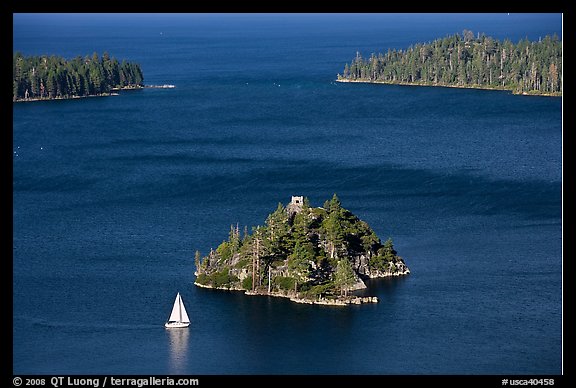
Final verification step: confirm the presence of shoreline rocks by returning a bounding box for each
[196,282,380,306]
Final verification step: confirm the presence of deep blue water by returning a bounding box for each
[13,14,562,374]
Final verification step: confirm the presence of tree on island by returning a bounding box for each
[334,258,356,297]
[321,193,345,261]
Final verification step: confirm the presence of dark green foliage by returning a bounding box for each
[323,193,341,213]
[211,270,239,288]
[382,238,397,257]
[338,32,562,95]
[301,283,336,299]
[196,273,210,285]
[287,252,312,283]
[13,52,144,101]
[369,238,399,271]
[263,203,291,261]
[287,208,315,281]
[242,277,253,290]
[273,276,297,291]
[233,258,250,269]
[216,241,232,262]
[359,226,379,252]
[334,258,356,296]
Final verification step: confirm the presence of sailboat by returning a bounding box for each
[165,292,190,328]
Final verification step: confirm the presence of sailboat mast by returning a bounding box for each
[178,293,182,322]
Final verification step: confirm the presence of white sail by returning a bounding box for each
[179,295,190,323]
[168,293,183,322]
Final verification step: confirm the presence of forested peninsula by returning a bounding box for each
[194,195,410,306]
[13,52,144,102]
[337,31,561,96]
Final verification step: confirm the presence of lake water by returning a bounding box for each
[12,13,562,374]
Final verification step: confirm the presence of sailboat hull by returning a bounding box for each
[165,321,190,328]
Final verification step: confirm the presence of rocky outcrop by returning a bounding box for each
[351,254,411,278]
[194,281,244,291]
[291,296,378,306]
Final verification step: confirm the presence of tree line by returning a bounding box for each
[13,52,144,101]
[338,31,561,95]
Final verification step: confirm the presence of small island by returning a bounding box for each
[194,195,410,306]
[337,30,561,96]
[13,52,144,102]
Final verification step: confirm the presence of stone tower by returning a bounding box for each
[286,196,304,215]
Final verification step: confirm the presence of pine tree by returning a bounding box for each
[228,224,241,255]
[321,194,345,261]
[335,258,356,296]
[263,203,290,261]
[194,250,202,272]
[288,210,315,283]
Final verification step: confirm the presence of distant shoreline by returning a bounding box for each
[13,85,145,103]
[13,84,178,103]
[14,92,125,103]
[335,78,562,97]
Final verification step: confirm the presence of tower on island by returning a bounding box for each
[286,195,304,216]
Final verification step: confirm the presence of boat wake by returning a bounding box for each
[145,84,176,89]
